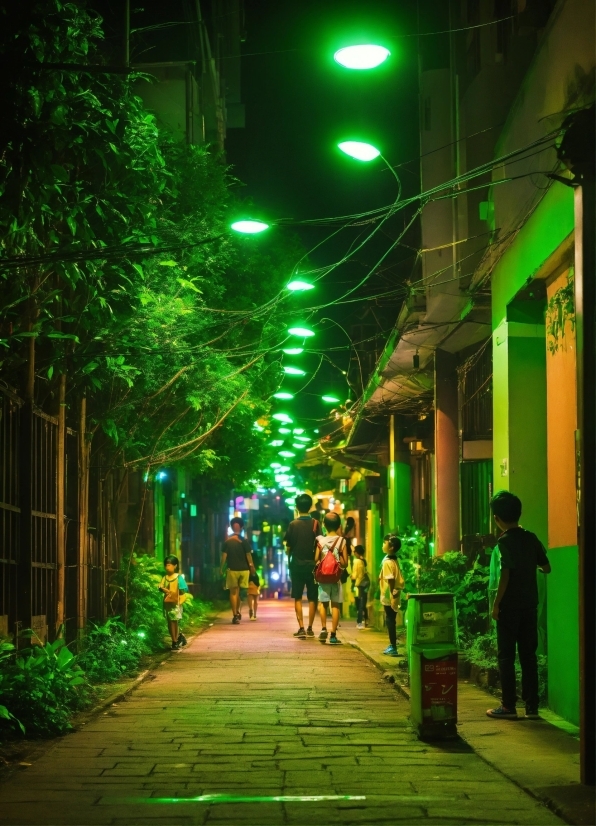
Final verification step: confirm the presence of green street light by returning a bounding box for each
[322,395,341,403]
[295,436,310,442]
[231,219,269,234]
[287,280,314,291]
[288,326,315,338]
[270,440,284,447]
[338,141,381,162]
[279,427,291,434]
[272,413,293,423]
[334,44,390,70]
[282,347,304,355]
[291,443,305,450]
[293,428,305,435]
[273,391,294,400]
[283,366,306,376]
[278,465,291,472]
[279,450,296,458]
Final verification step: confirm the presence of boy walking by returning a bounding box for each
[379,534,404,657]
[220,517,255,624]
[487,491,551,719]
[284,493,320,638]
[315,512,349,645]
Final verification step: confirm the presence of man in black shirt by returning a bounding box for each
[220,517,255,624]
[284,493,319,638]
[487,491,551,720]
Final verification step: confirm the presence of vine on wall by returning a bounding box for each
[546,269,575,354]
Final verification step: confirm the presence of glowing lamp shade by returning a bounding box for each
[293,428,304,435]
[288,326,315,338]
[338,141,380,162]
[270,462,282,468]
[322,395,341,403]
[270,440,284,447]
[272,413,293,423]
[287,280,314,291]
[283,366,306,376]
[279,450,296,458]
[292,443,305,450]
[278,465,291,472]
[295,435,310,442]
[278,427,291,434]
[230,219,269,234]
[283,347,304,355]
[334,44,390,70]
[273,391,294,400]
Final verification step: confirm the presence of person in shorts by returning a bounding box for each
[284,493,320,638]
[158,555,189,651]
[315,512,349,645]
[248,570,261,621]
[220,517,255,624]
[379,535,404,657]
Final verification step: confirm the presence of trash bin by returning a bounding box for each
[406,592,458,739]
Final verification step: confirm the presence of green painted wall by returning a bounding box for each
[388,461,412,534]
[491,183,574,328]
[547,545,580,725]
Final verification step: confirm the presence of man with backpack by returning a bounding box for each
[284,493,320,638]
[314,512,349,644]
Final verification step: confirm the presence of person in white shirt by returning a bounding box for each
[379,534,404,657]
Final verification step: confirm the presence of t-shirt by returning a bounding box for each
[498,527,549,610]
[379,554,403,606]
[316,534,346,560]
[159,573,188,597]
[284,516,319,568]
[221,535,253,571]
[352,557,366,587]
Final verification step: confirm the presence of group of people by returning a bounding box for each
[158,488,550,721]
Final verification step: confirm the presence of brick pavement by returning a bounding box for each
[0,600,564,825]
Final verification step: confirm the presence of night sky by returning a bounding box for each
[225,0,424,431]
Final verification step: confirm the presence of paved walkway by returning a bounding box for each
[0,600,563,825]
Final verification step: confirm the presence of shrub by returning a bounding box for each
[78,618,148,683]
[0,638,88,737]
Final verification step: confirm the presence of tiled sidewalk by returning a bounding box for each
[0,600,564,825]
[338,617,594,826]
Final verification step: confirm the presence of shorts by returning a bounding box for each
[165,604,183,621]
[318,581,343,604]
[226,569,250,590]
[290,566,318,602]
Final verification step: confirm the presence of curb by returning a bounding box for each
[343,637,410,701]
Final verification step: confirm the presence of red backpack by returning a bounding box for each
[314,537,344,584]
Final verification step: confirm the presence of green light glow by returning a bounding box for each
[126,794,367,805]
[291,443,305,450]
[230,219,269,234]
[334,44,390,70]
[295,436,310,442]
[278,465,291,472]
[136,631,146,638]
[322,395,341,403]
[288,326,315,338]
[272,413,293,423]
[287,280,314,291]
[279,427,291,434]
[253,422,265,431]
[283,347,304,355]
[283,366,306,376]
[338,141,381,162]
[270,440,284,447]
[279,450,296,458]
[273,391,294,400]
[293,428,305,435]
[270,462,282,468]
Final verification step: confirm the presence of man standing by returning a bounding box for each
[285,493,319,638]
[220,517,255,624]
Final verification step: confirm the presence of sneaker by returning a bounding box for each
[232,615,240,625]
[329,635,342,645]
[294,627,306,638]
[384,645,398,657]
[356,623,365,630]
[171,641,180,651]
[486,706,518,719]
[319,629,328,641]
[306,627,315,637]
[177,633,187,647]
[235,612,242,621]
[250,616,257,621]
[525,709,540,720]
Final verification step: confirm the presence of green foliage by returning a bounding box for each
[78,618,147,683]
[396,527,428,597]
[546,271,575,354]
[0,638,88,737]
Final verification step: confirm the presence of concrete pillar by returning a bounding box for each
[388,415,412,535]
[492,319,548,541]
[434,349,460,554]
